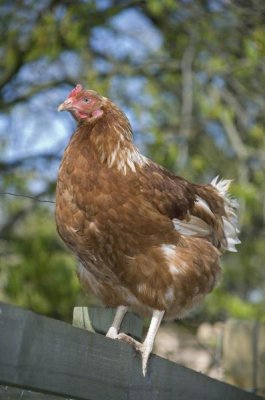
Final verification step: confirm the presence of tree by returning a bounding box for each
[0,0,264,321]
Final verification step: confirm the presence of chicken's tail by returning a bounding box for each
[174,176,240,252]
[210,176,241,252]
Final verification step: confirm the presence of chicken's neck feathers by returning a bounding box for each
[76,103,149,175]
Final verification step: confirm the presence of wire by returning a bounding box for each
[0,192,55,204]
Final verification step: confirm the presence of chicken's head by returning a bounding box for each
[58,84,104,123]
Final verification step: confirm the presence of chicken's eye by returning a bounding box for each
[83,97,90,103]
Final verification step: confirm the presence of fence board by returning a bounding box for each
[0,385,65,400]
[0,302,263,400]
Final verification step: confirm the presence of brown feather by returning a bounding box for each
[56,89,239,320]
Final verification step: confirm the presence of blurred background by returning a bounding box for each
[0,0,264,393]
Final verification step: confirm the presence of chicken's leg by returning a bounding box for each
[117,309,165,376]
[106,305,128,339]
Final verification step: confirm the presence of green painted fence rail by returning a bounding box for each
[0,302,263,400]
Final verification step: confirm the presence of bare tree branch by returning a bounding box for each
[180,45,194,138]
[221,88,249,130]
[219,110,248,161]
[0,0,61,91]
[0,79,76,110]
[0,152,61,172]
[177,45,194,169]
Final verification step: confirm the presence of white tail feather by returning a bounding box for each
[174,176,240,253]
[196,196,215,218]
[173,176,241,252]
[173,216,212,237]
[211,176,240,252]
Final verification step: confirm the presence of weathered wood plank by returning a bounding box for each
[0,303,263,400]
[0,385,65,400]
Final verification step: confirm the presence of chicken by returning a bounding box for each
[56,84,240,375]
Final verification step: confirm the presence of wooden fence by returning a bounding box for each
[0,302,263,400]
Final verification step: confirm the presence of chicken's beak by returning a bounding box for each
[58,99,72,112]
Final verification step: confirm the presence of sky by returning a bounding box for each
[1,8,162,165]
[0,6,166,200]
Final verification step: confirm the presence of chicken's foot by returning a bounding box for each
[106,305,128,339]
[117,309,165,376]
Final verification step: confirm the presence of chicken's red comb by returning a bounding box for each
[67,84,83,98]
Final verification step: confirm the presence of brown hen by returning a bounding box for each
[56,84,240,375]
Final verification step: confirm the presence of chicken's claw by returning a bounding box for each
[117,333,151,376]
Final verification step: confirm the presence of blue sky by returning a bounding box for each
[0,7,165,198]
[1,8,162,163]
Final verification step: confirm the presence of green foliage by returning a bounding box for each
[0,0,265,322]
[0,205,83,321]
[204,288,264,321]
